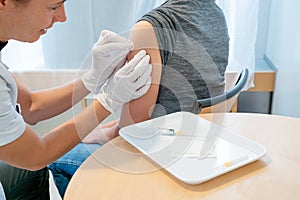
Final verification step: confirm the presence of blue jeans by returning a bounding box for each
[48,143,101,198]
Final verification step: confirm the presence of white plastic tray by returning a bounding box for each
[119,112,267,185]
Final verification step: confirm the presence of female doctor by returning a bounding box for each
[0,0,152,199]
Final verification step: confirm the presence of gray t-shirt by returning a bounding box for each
[140,0,229,117]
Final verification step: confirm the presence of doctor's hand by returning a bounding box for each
[82,120,119,145]
[82,30,133,94]
[97,50,152,113]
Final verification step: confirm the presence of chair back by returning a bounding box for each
[196,68,249,113]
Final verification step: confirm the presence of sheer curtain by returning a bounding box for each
[40,0,164,69]
[2,0,258,88]
[2,0,164,70]
[216,0,259,89]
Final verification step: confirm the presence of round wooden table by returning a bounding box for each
[65,113,300,200]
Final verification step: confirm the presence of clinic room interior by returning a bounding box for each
[1,0,299,199]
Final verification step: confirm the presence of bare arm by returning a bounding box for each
[14,74,90,125]
[119,21,162,127]
[82,21,162,144]
[0,99,110,170]
[82,120,119,144]
[0,49,151,169]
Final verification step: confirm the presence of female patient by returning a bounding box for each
[49,0,229,197]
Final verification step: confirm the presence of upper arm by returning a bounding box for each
[0,99,110,170]
[119,20,162,128]
[0,125,47,170]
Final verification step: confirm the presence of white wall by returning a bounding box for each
[266,0,300,118]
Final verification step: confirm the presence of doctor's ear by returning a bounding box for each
[0,0,6,8]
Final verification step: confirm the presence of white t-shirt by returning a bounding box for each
[0,63,25,199]
[0,182,5,200]
[0,62,25,146]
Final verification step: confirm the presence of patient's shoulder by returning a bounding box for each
[132,20,154,30]
[129,20,161,64]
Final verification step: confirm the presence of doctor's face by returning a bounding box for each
[3,0,67,42]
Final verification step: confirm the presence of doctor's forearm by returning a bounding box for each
[0,100,109,170]
[40,101,109,161]
[26,79,89,124]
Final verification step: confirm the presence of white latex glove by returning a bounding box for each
[82,30,133,93]
[97,50,152,113]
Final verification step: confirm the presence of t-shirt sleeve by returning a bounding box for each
[0,78,25,146]
[140,8,176,66]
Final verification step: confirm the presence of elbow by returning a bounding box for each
[21,100,43,125]
[24,118,39,125]
[26,120,38,126]
[22,112,40,125]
